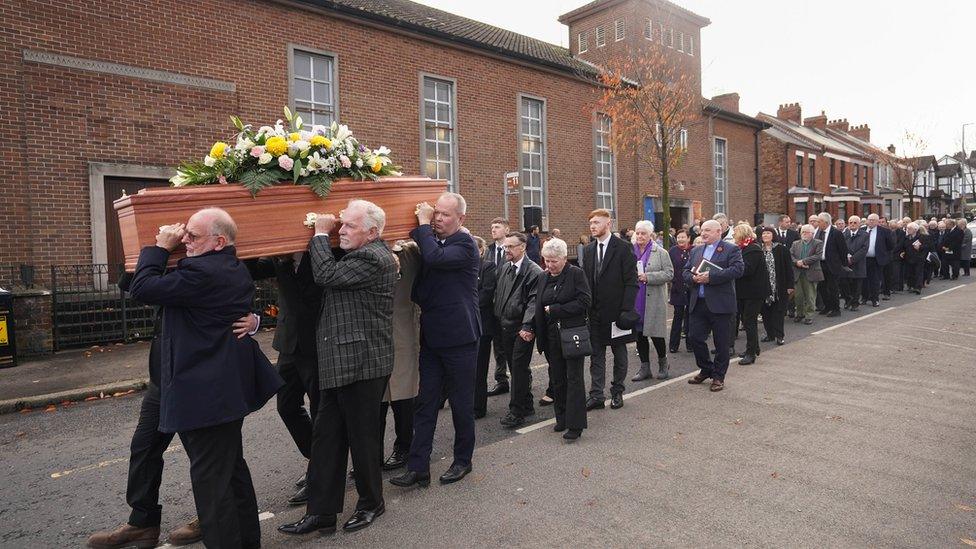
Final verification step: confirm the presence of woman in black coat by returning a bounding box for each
[667,230,693,353]
[733,224,770,365]
[533,238,591,441]
[758,227,794,346]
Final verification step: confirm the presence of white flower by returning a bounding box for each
[312,124,327,136]
[374,146,391,156]
[303,212,317,228]
[334,124,352,142]
[170,172,189,187]
[295,140,310,152]
[300,130,312,141]
[257,126,274,137]
[204,155,216,167]
[258,152,273,165]
[355,158,364,168]
[235,136,255,151]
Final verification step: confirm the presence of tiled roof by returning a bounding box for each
[756,113,868,160]
[935,163,961,178]
[559,0,710,26]
[907,155,937,170]
[293,0,600,77]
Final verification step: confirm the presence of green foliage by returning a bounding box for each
[240,168,287,196]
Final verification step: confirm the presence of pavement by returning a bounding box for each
[0,277,974,548]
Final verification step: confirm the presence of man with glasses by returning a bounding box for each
[123,207,282,548]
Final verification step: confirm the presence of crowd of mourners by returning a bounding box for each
[87,195,972,548]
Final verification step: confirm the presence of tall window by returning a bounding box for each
[595,26,606,47]
[796,155,804,187]
[290,47,336,126]
[520,97,546,221]
[614,20,625,41]
[795,201,808,222]
[578,32,588,53]
[809,157,816,187]
[667,28,675,48]
[422,76,457,191]
[643,18,653,40]
[838,201,847,221]
[679,128,688,150]
[688,35,695,56]
[830,158,836,185]
[595,114,615,216]
[678,32,685,52]
[854,164,860,189]
[714,138,727,214]
[840,160,847,186]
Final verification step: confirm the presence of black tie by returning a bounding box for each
[595,242,605,283]
[508,263,517,278]
[496,247,502,266]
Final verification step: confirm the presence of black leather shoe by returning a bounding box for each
[871,300,879,307]
[500,413,526,429]
[553,422,566,432]
[295,472,307,488]
[538,395,554,407]
[287,485,308,506]
[803,318,814,325]
[826,310,841,317]
[278,514,337,535]
[610,394,624,409]
[669,346,679,353]
[563,429,581,441]
[739,354,756,365]
[474,410,486,419]
[439,463,472,484]
[585,397,605,411]
[775,337,784,346]
[382,451,407,471]
[487,383,509,396]
[849,304,859,311]
[389,470,430,488]
[342,503,384,532]
[760,335,775,342]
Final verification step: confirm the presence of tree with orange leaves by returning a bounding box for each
[593,44,697,246]
[879,131,928,218]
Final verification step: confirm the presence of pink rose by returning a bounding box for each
[250,146,265,158]
[340,155,352,169]
[218,175,228,185]
[278,156,294,171]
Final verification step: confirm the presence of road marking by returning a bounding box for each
[259,511,275,521]
[50,444,183,479]
[809,307,896,335]
[516,358,739,435]
[921,285,964,300]
[899,334,976,352]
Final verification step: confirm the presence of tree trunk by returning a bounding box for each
[661,165,671,248]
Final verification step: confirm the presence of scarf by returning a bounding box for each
[763,244,778,303]
[737,237,755,250]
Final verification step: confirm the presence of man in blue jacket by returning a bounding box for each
[390,192,481,488]
[129,207,282,549]
[684,220,745,392]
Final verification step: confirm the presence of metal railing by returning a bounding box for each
[48,264,278,351]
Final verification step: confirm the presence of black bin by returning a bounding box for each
[0,288,15,368]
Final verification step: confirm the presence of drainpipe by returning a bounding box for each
[754,128,761,224]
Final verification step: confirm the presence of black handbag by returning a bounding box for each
[557,320,592,358]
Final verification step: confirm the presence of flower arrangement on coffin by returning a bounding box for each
[169,107,402,198]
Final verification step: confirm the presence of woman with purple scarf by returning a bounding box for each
[631,220,674,382]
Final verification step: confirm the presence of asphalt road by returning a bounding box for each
[1,277,973,548]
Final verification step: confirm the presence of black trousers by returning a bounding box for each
[904,262,924,290]
[842,278,863,306]
[307,376,388,516]
[490,317,509,384]
[179,419,260,549]
[473,334,493,417]
[963,258,971,276]
[948,257,960,279]
[761,298,786,340]
[669,302,689,350]
[126,382,175,528]
[886,259,903,292]
[544,329,586,431]
[635,333,666,362]
[864,258,883,301]
[688,301,733,381]
[381,398,414,455]
[276,352,319,460]
[819,268,841,312]
[500,325,535,418]
[737,298,762,355]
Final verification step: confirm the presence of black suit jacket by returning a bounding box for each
[477,257,497,337]
[865,225,894,266]
[484,242,506,274]
[943,227,964,256]
[410,225,481,349]
[776,228,800,249]
[493,258,544,330]
[248,254,322,358]
[817,226,850,277]
[532,264,591,354]
[582,235,638,340]
[130,246,283,433]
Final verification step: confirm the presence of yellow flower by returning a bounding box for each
[265,136,288,156]
[289,132,301,142]
[371,158,383,173]
[310,135,332,149]
[209,141,228,158]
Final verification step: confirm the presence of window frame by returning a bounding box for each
[518,94,549,222]
[796,155,804,187]
[614,20,625,41]
[688,35,694,56]
[593,113,617,217]
[643,18,653,40]
[578,31,588,53]
[419,73,459,192]
[678,31,685,52]
[595,26,606,47]
[287,44,339,127]
[713,137,728,214]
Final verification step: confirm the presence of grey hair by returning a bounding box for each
[197,207,237,244]
[701,219,721,231]
[712,212,729,223]
[818,212,833,224]
[634,220,655,234]
[848,215,861,224]
[958,218,968,227]
[906,222,918,231]
[867,213,879,221]
[800,223,815,234]
[439,192,467,215]
[541,237,568,258]
[344,199,386,235]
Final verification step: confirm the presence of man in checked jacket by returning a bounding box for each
[278,199,398,536]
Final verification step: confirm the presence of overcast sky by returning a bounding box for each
[414,0,975,158]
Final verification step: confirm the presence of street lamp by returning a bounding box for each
[963,122,976,205]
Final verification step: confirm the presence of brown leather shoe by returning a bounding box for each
[709,380,725,392]
[167,518,203,546]
[87,524,159,549]
[687,373,710,385]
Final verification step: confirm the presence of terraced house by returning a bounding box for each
[0,0,764,355]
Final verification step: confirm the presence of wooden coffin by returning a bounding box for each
[114,176,447,271]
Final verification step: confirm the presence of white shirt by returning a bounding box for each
[509,256,525,275]
[821,227,830,260]
[867,227,877,257]
[595,233,612,263]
